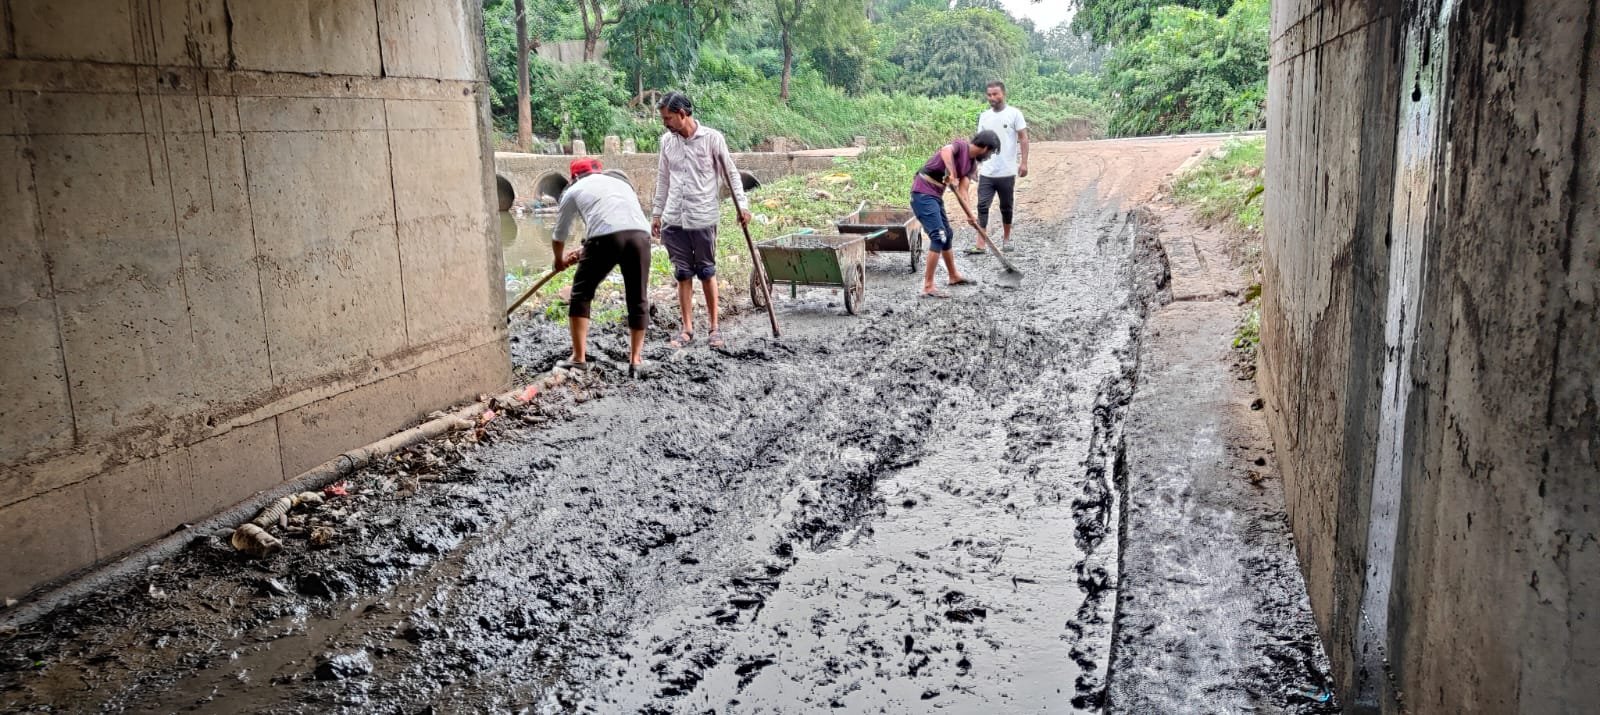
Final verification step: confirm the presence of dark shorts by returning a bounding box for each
[977,175,1016,228]
[910,191,953,252]
[568,229,651,330]
[661,225,717,282]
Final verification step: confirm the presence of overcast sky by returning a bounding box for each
[998,0,1074,30]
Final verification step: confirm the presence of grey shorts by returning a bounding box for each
[662,225,717,281]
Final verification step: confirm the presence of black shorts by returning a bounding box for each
[977,175,1016,229]
[568,229,651,330]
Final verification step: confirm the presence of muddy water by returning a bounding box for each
[0,139,1220,713]
[501,212,557,280]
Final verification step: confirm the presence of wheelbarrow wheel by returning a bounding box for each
[750,270,769,308]
[909,227,924,273]
[843,263,866,315]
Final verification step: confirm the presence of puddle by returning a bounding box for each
[501,211,558,302]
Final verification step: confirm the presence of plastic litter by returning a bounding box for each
[230,523,282,558]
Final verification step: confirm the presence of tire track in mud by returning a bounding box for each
[1,140,1207,713]
[572,196,1168,713]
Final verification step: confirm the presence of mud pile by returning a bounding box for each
[4,184,1171,713]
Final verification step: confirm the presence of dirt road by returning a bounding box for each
[2,138,1247,713]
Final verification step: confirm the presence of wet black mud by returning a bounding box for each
[5,187,1169,713]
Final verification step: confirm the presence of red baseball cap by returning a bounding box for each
[569,157,603,180]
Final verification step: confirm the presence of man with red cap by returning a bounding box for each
[551,157,656,378]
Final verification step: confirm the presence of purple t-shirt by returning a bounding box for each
[911,140,976,197]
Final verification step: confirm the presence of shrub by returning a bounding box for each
[1102,0,1268,136]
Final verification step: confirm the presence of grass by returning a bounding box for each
[1170,136,1265,235]
[594,72,1104,153]
[1170,136,1267,359]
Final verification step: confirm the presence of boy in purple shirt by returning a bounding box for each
[911,130,1000,297]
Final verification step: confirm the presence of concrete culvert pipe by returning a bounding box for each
[721,171,763,199]
[535,172,570,206]
[495,175,515,212]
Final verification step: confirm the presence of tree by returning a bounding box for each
[866,0,944,21]
[549,63,628,144]
[577,0,621,61]
[606,0,737,101]
[483,0,576,135]
[885,8,1028,96]
[514,0,533,151]
[1069,0,1231,46]
[771,0,865,101]
[1102,0,1268,135]
[1039,24,1107,74]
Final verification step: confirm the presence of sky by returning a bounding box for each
[998,0,1074,30]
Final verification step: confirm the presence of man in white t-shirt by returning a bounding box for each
[971,80,1029,253]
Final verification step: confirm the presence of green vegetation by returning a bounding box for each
[484,0,1110,152]
[485,0,1269,148]
[1170,136,1265,235]
[495,0,1275,326]
[1102,0,1268,136]
[1069,0,1233,47]
[1233,300,1260,352]
[1170,135,1267,358]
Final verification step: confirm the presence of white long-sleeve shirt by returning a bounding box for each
[553,173,650,243]
[652,123,748,230]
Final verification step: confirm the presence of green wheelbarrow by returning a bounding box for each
[749,230,883,316]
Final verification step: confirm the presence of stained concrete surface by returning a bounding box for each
[0,0,509,600]
[0,139,1334,713]
[1108,207,1335,712]
[1263,1,1600,710]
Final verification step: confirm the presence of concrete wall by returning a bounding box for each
[536,39,604,65]
[1261,0,1598,711]
[494,151,842,212]
[0,0,510,600]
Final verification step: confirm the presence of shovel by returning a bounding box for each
[504,258,578,319]
[949,188,1022,289]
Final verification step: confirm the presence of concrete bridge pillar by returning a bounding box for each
[0,0,509,601]
[1261,1,1599,711]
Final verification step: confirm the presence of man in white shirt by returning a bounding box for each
[972,80,1029,253]
[553,157,656,378]
[651,91,752,350]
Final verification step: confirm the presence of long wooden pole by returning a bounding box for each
[717,156,780,338]
[504,263,575,319]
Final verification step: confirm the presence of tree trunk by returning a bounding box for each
[514,0,532,152]
[580,0,602,62]
[780,28,793,102]
[634,33,644,99]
